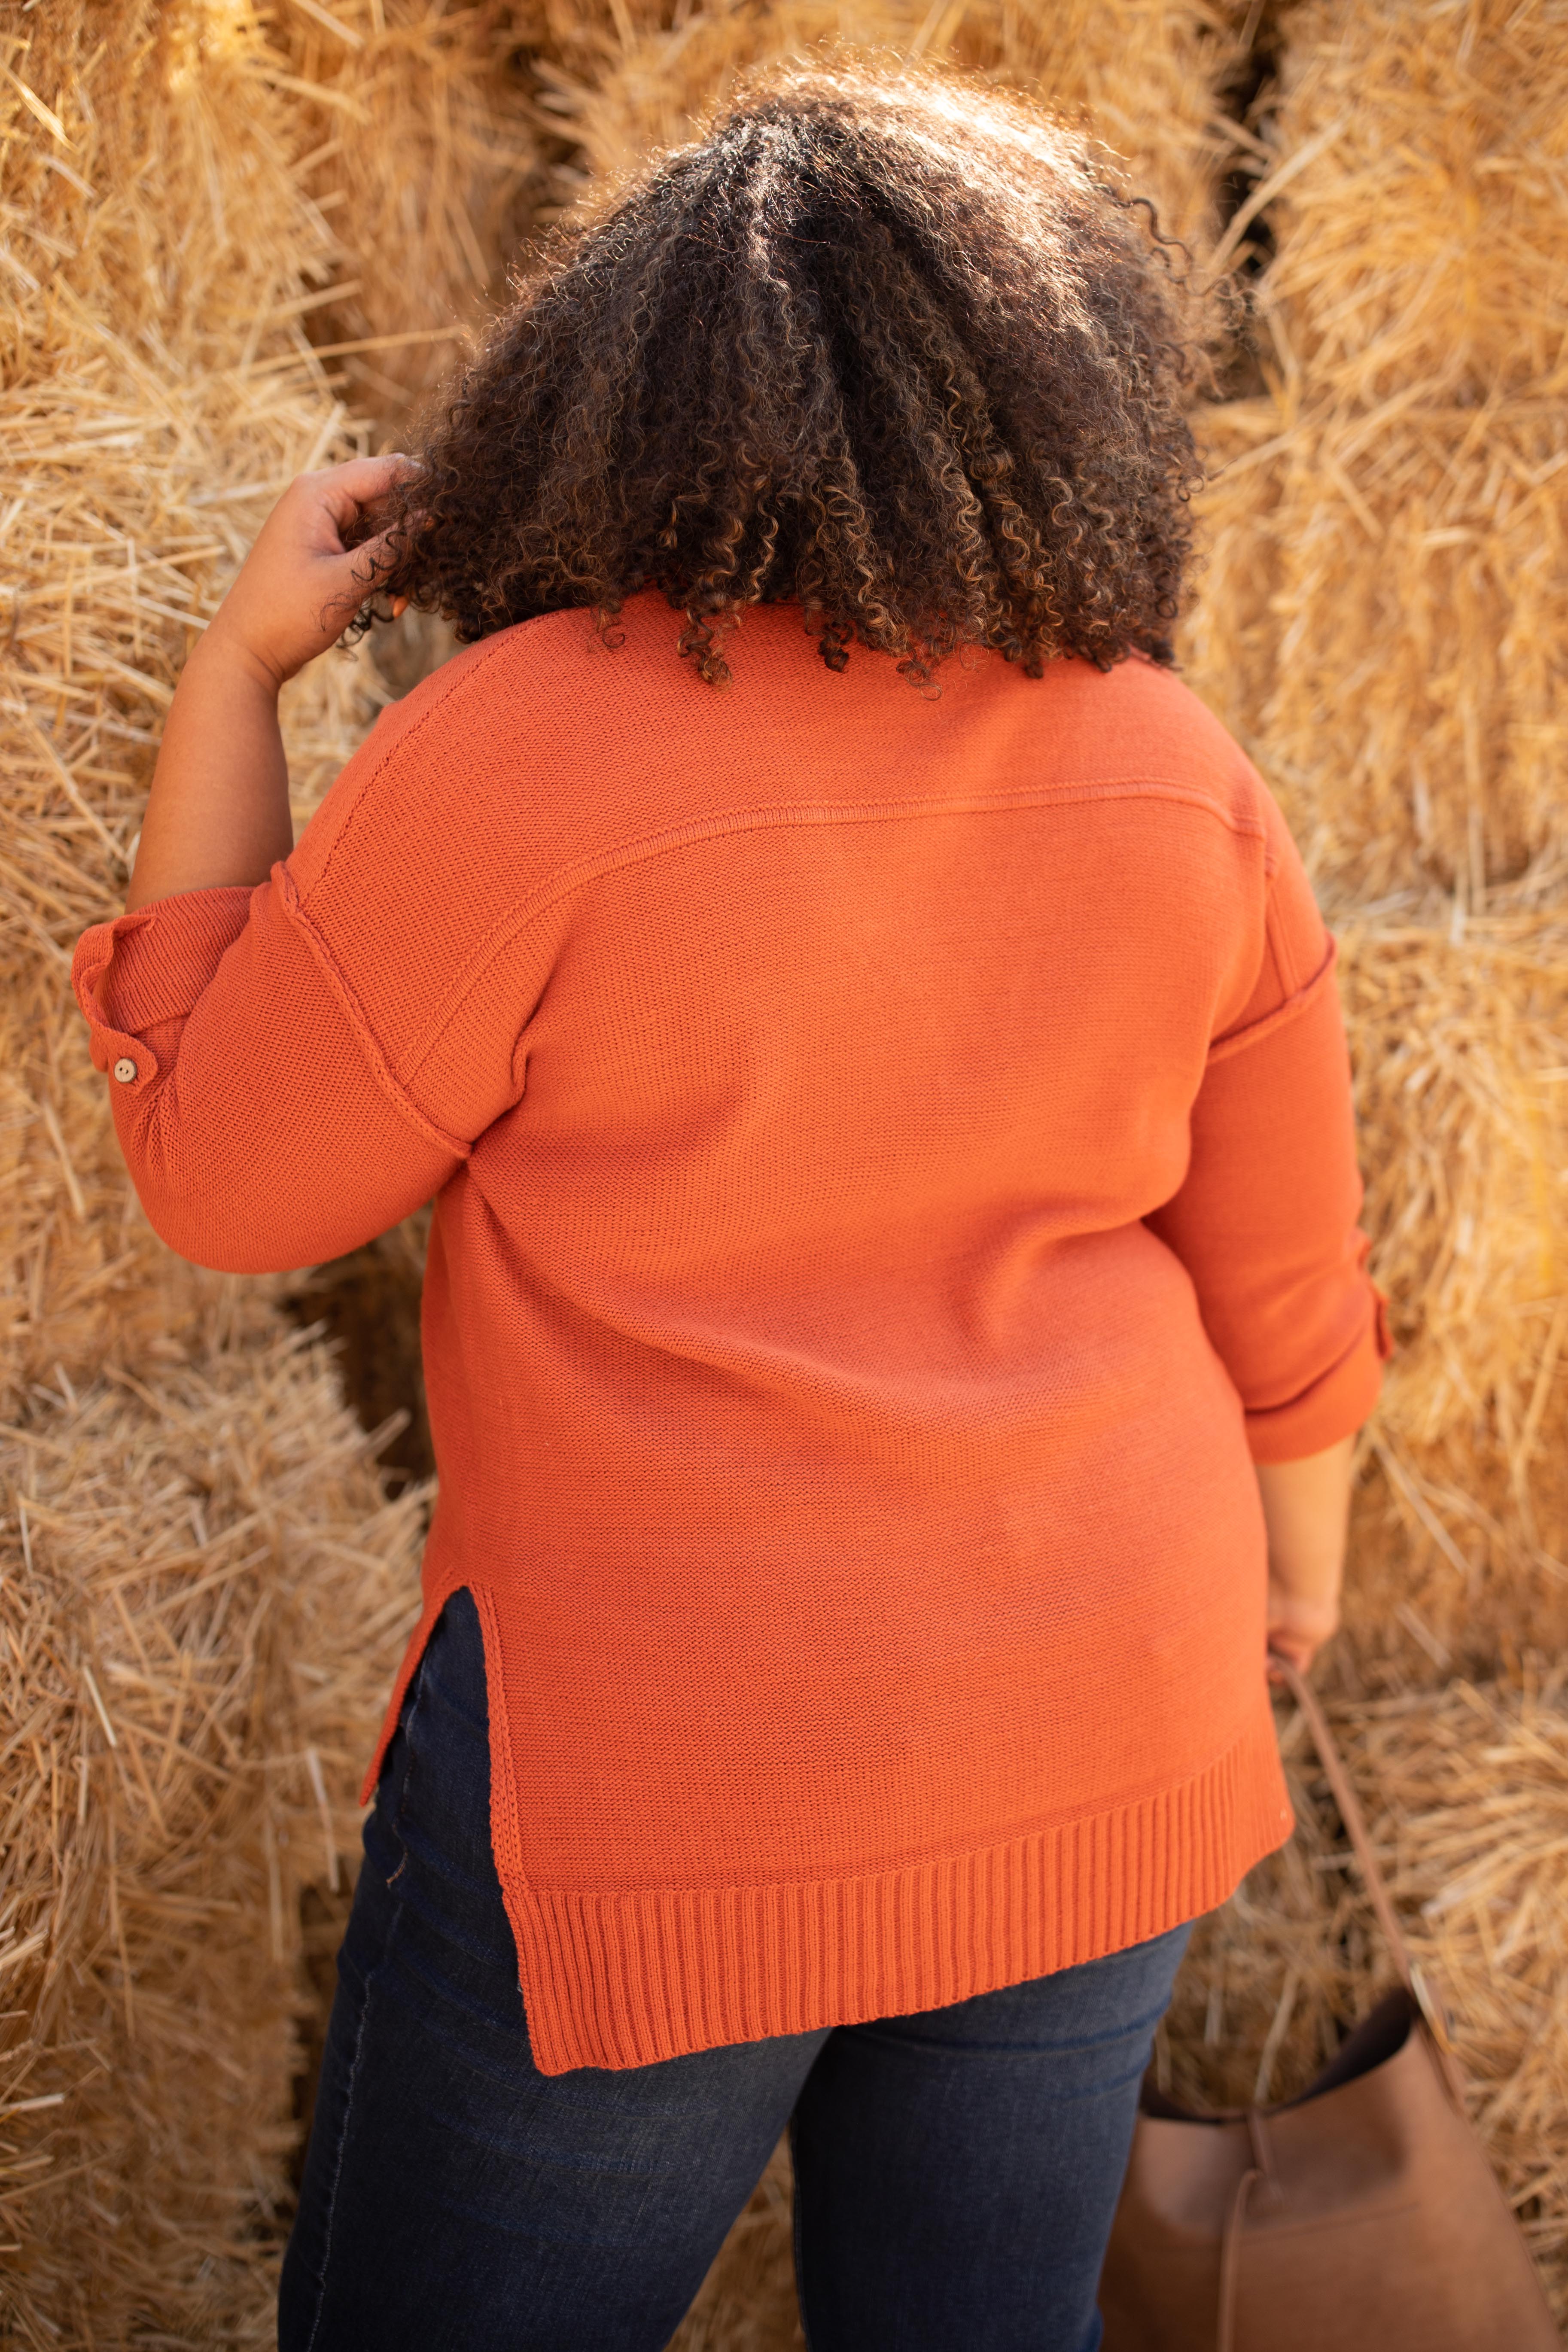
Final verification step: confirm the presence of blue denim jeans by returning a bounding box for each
[278,1590,1190,2352]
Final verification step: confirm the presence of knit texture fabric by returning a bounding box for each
[73,595,1387,2075]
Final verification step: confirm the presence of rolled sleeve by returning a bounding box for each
[1241,1269,1391,1462]
[71,877,466,1275]
[73,886,255,1091]
[1147,849,1391,1464]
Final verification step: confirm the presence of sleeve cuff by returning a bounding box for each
[1243,1285,1392,1464]
[71,886,257,1092]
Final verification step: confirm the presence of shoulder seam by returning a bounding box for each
[277,867,472,1160]
[1207,933,1338,1067]
[1262,859,1303,995]
[397,776,1270,1083]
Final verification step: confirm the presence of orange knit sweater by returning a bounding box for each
[74,594,1386,2075]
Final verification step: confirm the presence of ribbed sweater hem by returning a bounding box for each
[495,1707,1290,2075]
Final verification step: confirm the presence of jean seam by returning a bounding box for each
[297,1944,385,2352]
[386,1653,432,1864]
[380,1635,439,1890]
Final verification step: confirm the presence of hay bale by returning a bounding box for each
[0,9,499,2338]
[1336,898,1568,1683]
[0,2,390,1407]
[1178,0,1568,1684]
[1185,0,1568,896]
[0,1323,424,2347]
[533,0,1238,250]
[269,0,540,414]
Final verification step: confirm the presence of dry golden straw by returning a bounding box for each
[1181,0,1568,1687]
[0,6,520,2340]
[0,0,382,1405]
[267,0,538,413]
[3,0,1565,2343]
[529,0,1237,248]
[0,1323,426,2347]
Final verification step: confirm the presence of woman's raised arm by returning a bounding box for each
[71,459,532,1277]
[125,456,413,910]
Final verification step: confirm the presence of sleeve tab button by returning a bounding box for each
[113,1058,137,1085]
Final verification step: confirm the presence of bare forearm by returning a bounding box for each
[124,625,292,912]
[1257,1436,1354,1594]
[1257,1434,1355,1670]
[122,453,414,916]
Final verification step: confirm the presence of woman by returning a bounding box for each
[73,68,1386,2352]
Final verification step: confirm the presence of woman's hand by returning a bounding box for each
[1256,1435,1355,1677]
[123,455,417,913]
[204,453,417,689]
[1265,1580,1340,1677]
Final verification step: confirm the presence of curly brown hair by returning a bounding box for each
[367,65,1208,688]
